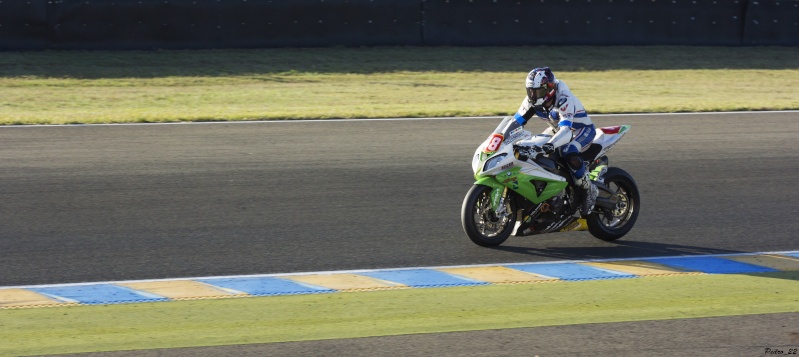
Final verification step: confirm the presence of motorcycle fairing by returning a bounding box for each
[588,125,631,161]
[514,215,588,236]
[473,176,506,212]
[476,165,568,206]
[560,218,589,232]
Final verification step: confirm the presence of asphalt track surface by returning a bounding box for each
[2,111,799,355]
[52,313,799,357]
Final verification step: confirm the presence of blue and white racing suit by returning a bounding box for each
[512,80,596,180]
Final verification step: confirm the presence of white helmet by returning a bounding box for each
[525,67,556,106]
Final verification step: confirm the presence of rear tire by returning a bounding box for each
[587,167,639,241]
[461,184,516,247]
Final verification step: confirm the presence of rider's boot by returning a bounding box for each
[576,174,598,216]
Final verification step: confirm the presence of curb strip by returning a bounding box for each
[2,251,797,309]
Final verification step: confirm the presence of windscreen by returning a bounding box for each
[497,116,525,141]
[491,116,514,136]
[484,116,525,153]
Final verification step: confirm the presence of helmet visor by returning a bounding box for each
[527,87,549,101]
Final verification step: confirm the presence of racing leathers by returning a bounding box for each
[512,80,599,216]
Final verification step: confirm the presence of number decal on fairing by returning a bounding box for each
[484,134,504,152]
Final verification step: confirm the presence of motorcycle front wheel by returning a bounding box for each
[587,167,640,241]
[461,184,516,247]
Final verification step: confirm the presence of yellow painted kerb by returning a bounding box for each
[439,266,558,284]
[0,288,71,308]
[283,273,407,291]
[118,280,243,299]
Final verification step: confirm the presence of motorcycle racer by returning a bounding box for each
[512,67,598,216]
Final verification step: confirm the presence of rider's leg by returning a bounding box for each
[563,126,598,216]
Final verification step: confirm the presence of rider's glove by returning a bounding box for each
[541,143,555,155]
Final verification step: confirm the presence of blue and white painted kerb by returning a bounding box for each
[2,251,798,309]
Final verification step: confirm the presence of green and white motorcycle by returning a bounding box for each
[461,116,640,247]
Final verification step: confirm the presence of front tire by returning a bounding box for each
[587,167,640,241]
[461,184,516,247]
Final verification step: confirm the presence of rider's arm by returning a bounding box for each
[547,123,572,148]
[546,87,579,148]
[541,126,556,135]
[513,97,536,125]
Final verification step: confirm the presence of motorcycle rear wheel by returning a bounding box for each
[461,184,517,247]
[587,167,640,241]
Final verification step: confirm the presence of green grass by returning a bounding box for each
[1,272,797,355]
[1,46,798,125]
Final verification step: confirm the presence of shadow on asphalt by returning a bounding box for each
[492,240,799,282]
[490,240,745,261]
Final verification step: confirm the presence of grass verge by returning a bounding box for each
[1,46,798,125]
[1,272,797,355]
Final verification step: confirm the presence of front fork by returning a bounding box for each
[474,176,510,215]
[492,186,509,216]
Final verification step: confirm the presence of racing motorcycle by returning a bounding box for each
[461,116,639,247]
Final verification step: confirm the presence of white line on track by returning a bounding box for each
[2,110,798,128]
